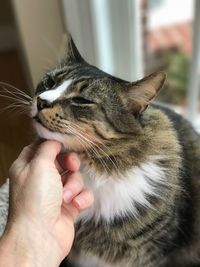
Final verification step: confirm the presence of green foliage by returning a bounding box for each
[158,50,190,105]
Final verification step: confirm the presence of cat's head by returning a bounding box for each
[31,36,166,152]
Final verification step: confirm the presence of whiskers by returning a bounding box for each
[0,82,32,115]
[61,120,121,175]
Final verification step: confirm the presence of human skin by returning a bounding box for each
[0,140,94,267]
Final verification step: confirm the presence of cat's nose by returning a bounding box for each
[37,97,52,111]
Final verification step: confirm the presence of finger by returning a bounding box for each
[73,189,94,210]
[58,152,80,185]
[55,158,65,174]
[62,189,94,221]
[18,138,44,161]
[61,170,69,185]
[33,140,62,161]
[12,143,39,169]
[63,172,84,203]
[62,201,79,221]
[18,143,37,161]
[58,152,80,172]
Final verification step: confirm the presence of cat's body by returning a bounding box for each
[32,36,200,267]
[64,105,200,267]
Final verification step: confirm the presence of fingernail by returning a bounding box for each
[61,169,69,176]
[73,196,85,209]
[63,190,73,203]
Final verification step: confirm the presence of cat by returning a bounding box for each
[32,36,200,267]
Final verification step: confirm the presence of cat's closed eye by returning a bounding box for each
[44,76,56,90]
[70,97,95,105]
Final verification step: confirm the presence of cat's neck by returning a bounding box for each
[77,155,168,223]
[76,109,182,223]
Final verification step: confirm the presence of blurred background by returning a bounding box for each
[0,0,198,182]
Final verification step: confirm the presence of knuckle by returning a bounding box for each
[67,173,84,192]
[73,173,84,188]
[9,161,18,177]
[22,145,31,153]
[31,158,47,168]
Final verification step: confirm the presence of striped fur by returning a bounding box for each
[33,36,200,267]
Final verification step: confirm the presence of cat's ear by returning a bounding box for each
[125,71,166,113]
[66,34,84,63]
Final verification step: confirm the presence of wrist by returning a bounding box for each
[0,228,34,267]
[0,220,61,267]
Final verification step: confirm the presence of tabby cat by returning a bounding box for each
[32,36,200,267]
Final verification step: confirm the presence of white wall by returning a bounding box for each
[12,0,66,87]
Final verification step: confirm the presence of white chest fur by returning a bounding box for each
[77,157,166,223]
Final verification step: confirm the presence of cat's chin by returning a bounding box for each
[33,121,85,152]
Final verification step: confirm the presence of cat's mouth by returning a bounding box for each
[33,114,73,136]
[33,115,42,124]
[32,114,87,152]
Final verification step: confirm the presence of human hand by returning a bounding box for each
[0,140,93,267]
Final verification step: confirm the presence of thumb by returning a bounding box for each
[34,140,62,161]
